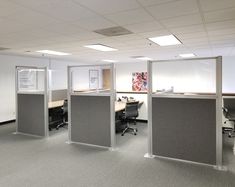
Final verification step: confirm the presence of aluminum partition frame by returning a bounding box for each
[67,64,116,149]
[147,56,224,169]
[15,66,49,138]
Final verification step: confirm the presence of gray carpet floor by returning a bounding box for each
[0,122,235,187]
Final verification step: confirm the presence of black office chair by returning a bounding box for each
[56,100,68,130]
[121,101,139,136]
[223,107,235,137]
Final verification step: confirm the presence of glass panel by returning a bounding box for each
[70,65,112,93]
[17,67,46,93]
[152,59,216,95]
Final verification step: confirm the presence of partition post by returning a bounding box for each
[215,56,224,169]
[44,67,49,138]
[67,66,72,143]
[110,63,116,150]
[145,61,153,158]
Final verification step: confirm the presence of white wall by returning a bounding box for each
[116,62,147,120]
[0,54,80,122]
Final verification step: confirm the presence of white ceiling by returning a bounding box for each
[0,0,235,63]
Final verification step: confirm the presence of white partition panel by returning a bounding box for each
[147,57,223,169]
[68,64,115,149]
[16,66,48,137]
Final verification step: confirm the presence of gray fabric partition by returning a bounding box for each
[71,95,111,147]
[51,89,67,101]
[152,97,216,165]
[17,94,45,136]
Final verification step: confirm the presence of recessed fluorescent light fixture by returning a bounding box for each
[148,34,182,46]
[102,59,118,62]
[84,44,117,51]
[36,50,71,56]
[132,56,152,61]
[179,53,196,58]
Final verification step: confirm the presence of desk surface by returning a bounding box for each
[115,101,143,112]
[48,100,143,111]
[48,100,64,109]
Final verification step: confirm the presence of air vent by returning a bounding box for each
[94,26,133,37]
[0,47,10,51]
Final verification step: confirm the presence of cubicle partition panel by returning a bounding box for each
[68,64,115,149]
[15,66,48,137]
[147,57,223,168]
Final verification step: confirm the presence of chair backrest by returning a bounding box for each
[223,98,235,110]
[125,101,139,118]
[63,100,68,114]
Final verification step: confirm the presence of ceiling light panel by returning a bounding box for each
[102,59,118,62]
[148,35,182,46]
[132,56,152,60]
[36,50,71,56]
[84,44,118,51]
[179,53,196,58]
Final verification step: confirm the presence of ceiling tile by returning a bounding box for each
[137,0,177,7]
[0,18,31,35]
[73,17,116,31]
[207,28,235,36]
[31,0,97,21]
[205,20,235,31]
[199,0,235,12]
[74,0,140,15]
[161,14,203,28]
[7,9,58,26]
[169,24,205,34]
[176,32,208,40]
[138,30,171,38]
[146,0,199,20]
[124,21,163,33]
[105,8,154,25]
[204,8,235,23]
[0,1,28,18]
[40,23,85,35]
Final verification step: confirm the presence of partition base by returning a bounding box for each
[13,131,44,138]
[213,165,228,171]
[69,141,111,150]
[144,153,155,158]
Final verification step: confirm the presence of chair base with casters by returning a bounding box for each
[56,119,68,130]
[121,119,138,136]
[121,123,137,136]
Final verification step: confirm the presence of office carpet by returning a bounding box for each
[0,122,235,187]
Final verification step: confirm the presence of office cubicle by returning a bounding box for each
[15,66,48,137]
[67,64,115,148]
[147,57,223,169]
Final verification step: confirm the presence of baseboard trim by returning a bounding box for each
[0,119,16,125]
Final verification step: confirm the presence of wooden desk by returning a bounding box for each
[115,101,143,112]
[48,100,64,109]
[48,100,142,111]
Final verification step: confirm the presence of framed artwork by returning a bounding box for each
[132,72,147,91]
[89,69,99,89]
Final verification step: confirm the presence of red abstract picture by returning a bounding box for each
[132,72,148,91]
